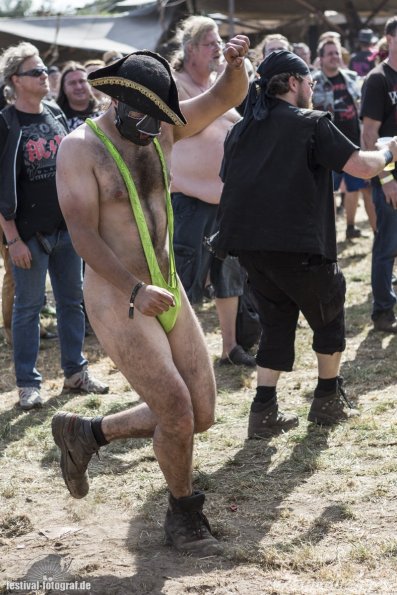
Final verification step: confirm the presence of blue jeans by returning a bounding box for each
[371,185,397,318]
[12,229,87,388]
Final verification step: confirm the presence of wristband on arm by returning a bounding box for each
[380,174,394,185]
[128,281,145,319]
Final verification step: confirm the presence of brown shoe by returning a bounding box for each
[52,412,99,498]
[373,310,397,333]
[164,491,223,555]
[248,398,299,438]
[308,377,359,426]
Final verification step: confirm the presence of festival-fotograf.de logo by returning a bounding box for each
[6,553,91,592]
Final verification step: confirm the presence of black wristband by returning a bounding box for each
[6,236,20,247]
[128,281,145,319]
[382,148,393,167]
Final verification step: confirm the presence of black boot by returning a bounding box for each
[164,490,223,555]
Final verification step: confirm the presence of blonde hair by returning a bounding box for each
[170,15,218,71]
[0,42,39,100]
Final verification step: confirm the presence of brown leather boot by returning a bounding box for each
[164,491,223,555]
[308,377,360,425]
[248,398,299,438]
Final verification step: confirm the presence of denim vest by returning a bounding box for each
[312,68,361,115]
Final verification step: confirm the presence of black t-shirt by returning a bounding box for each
[63,102,101,131]
[15,107,67,239]
[217,100,357,261]
[349,49,376,77]
[327,73,361,144]
[360,62,397,182]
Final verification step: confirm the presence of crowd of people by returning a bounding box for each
[1,14,397,556]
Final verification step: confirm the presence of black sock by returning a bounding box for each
[251,386,276,411]
[315,377,337,397]
[91,416,109,446]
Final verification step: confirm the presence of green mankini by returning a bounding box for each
[86,118,181,333]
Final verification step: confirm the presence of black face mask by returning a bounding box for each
[115,102,161,146]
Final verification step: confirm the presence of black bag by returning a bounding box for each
[236,282,261,351]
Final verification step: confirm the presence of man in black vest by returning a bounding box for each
[216,50,397,437]
[0,42,108,410]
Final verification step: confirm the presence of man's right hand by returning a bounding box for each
[134,284,175,317]
[380,178,397,209]
[9,240,32,268]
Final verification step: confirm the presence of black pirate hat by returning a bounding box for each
[87,50,186,126]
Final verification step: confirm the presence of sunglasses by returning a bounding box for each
[16,67,48,78]
[136,115,161,137]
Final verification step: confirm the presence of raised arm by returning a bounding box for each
[173,35,250,142]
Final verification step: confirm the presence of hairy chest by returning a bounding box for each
[94,140,170,249]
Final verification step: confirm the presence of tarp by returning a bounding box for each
[0,13,163,54]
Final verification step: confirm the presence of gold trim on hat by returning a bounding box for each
[90,76,185,126]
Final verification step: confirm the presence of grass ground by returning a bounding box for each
[0,203,396,595]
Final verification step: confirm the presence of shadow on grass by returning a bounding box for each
[23,424,332,594]
[340,325,397,397]
[343,289,373,339]
[97,424,332,593]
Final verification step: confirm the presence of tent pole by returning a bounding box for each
[228,0,235,37]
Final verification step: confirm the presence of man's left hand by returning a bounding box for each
[223,35,250,69]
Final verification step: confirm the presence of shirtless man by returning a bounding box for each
[51,39,249,555]
[171,16,255,366]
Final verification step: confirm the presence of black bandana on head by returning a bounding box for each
[247,50,311,122]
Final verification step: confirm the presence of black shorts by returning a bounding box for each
[238,251,346,371]
[210,255,245,299]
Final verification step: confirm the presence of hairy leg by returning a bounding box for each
[85,275,216,497]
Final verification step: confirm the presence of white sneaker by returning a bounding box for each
[63,365,109,394]
[18,387,43,410]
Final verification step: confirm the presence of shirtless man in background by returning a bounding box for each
[171,16,255,367]
[51,38,249,555]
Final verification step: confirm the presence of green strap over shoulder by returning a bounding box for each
[86,118,177,291]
